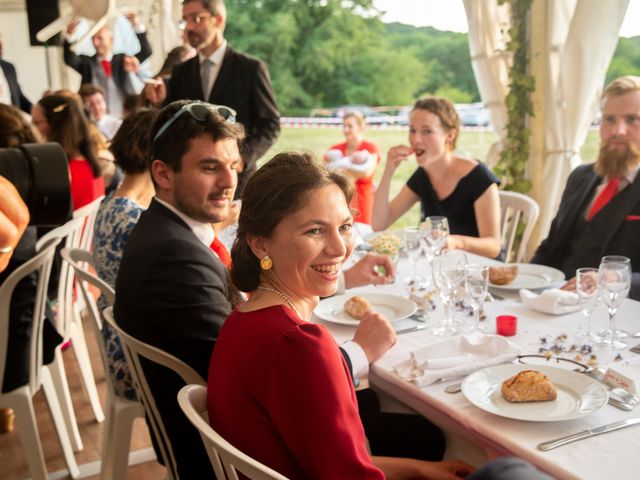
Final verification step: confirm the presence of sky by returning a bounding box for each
[373,0,640,38]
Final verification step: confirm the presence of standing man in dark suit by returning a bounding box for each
[532,75,640,300]
[63,13,151,117]
[0,34,32,113]
[145,0,280,195]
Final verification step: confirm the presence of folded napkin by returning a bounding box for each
[394,334,522,387]
[519,288,580,315]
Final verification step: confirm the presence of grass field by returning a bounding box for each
[260,127,601,229]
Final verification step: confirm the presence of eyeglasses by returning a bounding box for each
[152,101,237,143]
[178,12,212,30]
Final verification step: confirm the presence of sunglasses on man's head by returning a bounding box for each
[152,101,237,143]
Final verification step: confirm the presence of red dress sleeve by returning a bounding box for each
[264,323,384,479]
[68,157,105,210]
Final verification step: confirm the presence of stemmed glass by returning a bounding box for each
[574,267,600,342]
[600,255,631,340]
[598,260,631,350]
[432,251,467,336]
[403,226,422,291]
[464,264,489,332]
[422,216,449,261]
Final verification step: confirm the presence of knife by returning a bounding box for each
[395,324,429,335]
[537,417,640,451]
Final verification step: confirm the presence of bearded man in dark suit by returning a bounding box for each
[145,0,280,195]
[532,75,640,300]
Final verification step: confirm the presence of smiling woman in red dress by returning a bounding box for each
[207,152,474,479]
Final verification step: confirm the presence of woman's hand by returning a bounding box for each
[444,234,465,252]
[372,457,476,480]
[385,145,414,172]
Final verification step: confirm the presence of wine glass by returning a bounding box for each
[432,251,467,336]
[598,261,631,350]
[422,216,449,261]
[464,264,489,332]
[599,255,631,340]
[575,267,600,342]
[403,226,422,292]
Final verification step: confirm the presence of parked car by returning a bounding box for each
[332,105,393,126]
[458,106,490,127]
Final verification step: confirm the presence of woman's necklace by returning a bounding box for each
[256,286,300,318]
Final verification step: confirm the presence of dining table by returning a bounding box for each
[315,253,640,480]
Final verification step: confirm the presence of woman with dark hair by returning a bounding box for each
[92,108,158,400]
[0,104,63,430]
[207,152,473,479]
[31,94,105,210]
[372,96,501,258]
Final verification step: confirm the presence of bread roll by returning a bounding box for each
[501,370,557,402]
[489,266,518,285]
[344,296,372,320]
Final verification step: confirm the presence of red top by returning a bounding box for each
[208,305,383,479]
[328,140,380,224]
[68,157,105,210]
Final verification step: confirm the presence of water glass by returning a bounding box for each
[465,264,489,332]
[598,260,631,350]
[403,226,422,290]
[432,251,467,336]
[422,216,449,260]
[575,267,600,342]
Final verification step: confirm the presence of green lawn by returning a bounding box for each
[260,127,601,229]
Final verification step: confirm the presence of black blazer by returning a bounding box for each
[62,32,152,95]
[0,58,31,113]
[166,46,280,176]
[114,199,229,478]
[532,163,640,299]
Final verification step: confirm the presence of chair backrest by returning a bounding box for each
[60,248,116,398]
[499,190,540,263]
[0,237,61,394]
[102,306,205,480]
[177,385,289,480]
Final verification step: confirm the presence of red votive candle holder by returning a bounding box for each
[496,315,517,336]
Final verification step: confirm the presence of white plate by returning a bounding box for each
[489,263,565,291]
[461,364,608,422]
[314,293,416,326]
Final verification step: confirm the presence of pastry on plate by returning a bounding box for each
[489,265,519,285]
[501,370,557,402]
[344,296,372,320]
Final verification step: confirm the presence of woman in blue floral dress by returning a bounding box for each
[93,109,158,400]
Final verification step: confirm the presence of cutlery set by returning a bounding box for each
[538,418,640,451]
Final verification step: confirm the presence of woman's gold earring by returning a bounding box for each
[260,255,273,271]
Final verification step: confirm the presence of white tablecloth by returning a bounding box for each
[317,255,640,480]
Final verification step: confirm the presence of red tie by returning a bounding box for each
[101,59,112,78]
[587,178,620,221]
[210,236,232,269]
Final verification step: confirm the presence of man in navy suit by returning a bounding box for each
[0,34,31,113]
[145,0,280,195]
[532,75,640,300]
[63,13,151,117]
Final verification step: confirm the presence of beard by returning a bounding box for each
[595,137,640,178]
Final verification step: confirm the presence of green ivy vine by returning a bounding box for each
[496,0,535,192]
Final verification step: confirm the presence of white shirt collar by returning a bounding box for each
[154,197,215,247]
[199,39,227,65]
[625,164,640,184]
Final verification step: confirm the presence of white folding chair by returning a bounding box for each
[178,385,289,480]
[61,248,145,480]
[102,306,204,480]
[0,238,80,479]
[499,190,540,263]
[36,199,106,452]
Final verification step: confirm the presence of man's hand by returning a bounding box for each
[560,277,577,291]
[66,18,80,36]
[352,311,396,364]
[344,253,395,289]
[125,12,140,29]
[123,55,140,73]
[0,176,29,272]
